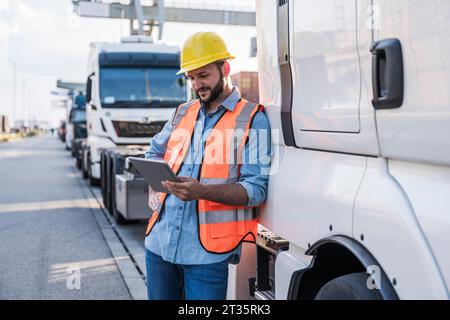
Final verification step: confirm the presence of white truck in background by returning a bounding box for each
[65,92,87,155]
[233,0,450,300]
[82,35,189,224]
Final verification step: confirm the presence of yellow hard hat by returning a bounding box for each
[177,32,235,75]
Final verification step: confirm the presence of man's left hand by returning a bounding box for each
[162,177,206,201]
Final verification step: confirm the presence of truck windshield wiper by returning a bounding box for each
[147,99,184,105]
[141,100,182,107]
[106,101,148,108]
[103,99,183,108]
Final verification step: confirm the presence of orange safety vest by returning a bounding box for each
[145,98,263,254]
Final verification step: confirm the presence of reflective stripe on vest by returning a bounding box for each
[198,208,257,224]
[145,99,263,254]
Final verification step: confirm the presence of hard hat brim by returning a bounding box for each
[176,55,235,75]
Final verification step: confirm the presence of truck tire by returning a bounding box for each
[111,161,127,225]
[76,156,82,169]
[71,142,76,157]
[315,272,383,300]
[88,152,100,186]
[82,148,88,179]
[100,152,110,210]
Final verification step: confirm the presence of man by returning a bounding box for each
[144,32,272,300]
[74,91,86,109]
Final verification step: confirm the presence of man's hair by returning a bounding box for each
[215,60,225,73]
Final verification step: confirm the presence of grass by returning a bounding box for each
[0,131,42,143]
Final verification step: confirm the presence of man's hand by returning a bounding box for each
[148,186,162,211]
[162,177,206,201]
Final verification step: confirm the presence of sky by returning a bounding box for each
[0,0,256,127]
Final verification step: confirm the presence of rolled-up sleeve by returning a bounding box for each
[237,110,272,207]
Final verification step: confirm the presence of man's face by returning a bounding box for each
[186,62,225,104]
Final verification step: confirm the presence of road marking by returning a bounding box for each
[0,199,93,213]
[74,167,148,300]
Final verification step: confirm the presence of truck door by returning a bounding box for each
[290,0,361,135]
[372,1,450,165]
[370,1,450,291]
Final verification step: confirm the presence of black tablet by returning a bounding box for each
[129,157,178,193]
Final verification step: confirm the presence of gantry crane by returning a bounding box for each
[72,0,255,40]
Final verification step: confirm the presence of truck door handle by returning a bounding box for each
[370,38,404,109]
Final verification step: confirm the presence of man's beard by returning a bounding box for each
[195,75,225,104]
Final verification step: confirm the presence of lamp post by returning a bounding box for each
[12,62,16,129]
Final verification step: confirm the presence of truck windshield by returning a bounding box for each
[99,67,186,108]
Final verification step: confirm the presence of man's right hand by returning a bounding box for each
[148,186,162,211]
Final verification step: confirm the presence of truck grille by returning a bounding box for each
[112,121,166,138]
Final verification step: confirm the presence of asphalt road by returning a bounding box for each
[0,134,132,300]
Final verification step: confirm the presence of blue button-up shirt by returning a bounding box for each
[144,87,272,265]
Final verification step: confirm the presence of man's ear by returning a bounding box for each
[222,60,231,77]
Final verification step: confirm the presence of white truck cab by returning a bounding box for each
[84,36,187,182]
[83,36,189,224]
[242,0,450,300]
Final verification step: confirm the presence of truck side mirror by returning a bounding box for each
[69,109,74,123]
[178,77,186,87]
[86,72,95,104]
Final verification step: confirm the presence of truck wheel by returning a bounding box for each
[88,152,100,186]
[76,156,82,169]
[315,272,383,300]
[100,152,110,210]
[111,163,127,225]
[70,141,76,157]
[82,149,88,179]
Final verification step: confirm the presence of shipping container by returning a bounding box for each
[231,71,259,103]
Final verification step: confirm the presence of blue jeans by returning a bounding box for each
[146,249,229,300]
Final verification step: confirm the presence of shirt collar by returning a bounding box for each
[221,86,241,112]
[200,86,241,113]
